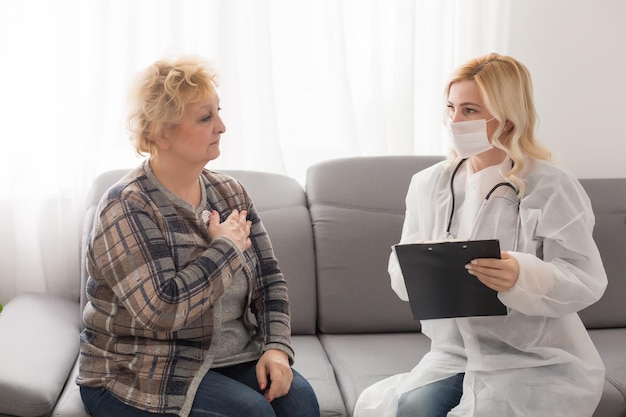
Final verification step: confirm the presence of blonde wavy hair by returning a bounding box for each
[445,53,551,197]
[127,56,219,157]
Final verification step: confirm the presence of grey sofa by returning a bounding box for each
[1,156,624,417]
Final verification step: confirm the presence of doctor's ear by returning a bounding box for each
[503,121,514,132]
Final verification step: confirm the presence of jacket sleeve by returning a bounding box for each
[244,192,294,362]
[499,173,607,317]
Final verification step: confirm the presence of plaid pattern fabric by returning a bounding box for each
[77,162,292,415]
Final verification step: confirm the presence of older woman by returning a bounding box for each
[77,56,320,417]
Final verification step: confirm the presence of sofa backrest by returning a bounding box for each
[578,178,626,329]
[306,155,445,334]
[80,168,317,335]
[304,156,626,334]
[80,161,626,336]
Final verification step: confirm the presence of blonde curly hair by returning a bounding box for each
[127,56,219,156]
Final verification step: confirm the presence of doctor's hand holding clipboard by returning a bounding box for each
[394,239,516,320]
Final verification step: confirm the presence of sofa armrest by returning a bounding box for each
[0,293,80,417]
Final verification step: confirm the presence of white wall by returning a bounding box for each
[506,0,626,179]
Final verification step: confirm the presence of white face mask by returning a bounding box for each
[448,118,494,158]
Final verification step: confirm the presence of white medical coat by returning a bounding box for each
[354,158,607,417]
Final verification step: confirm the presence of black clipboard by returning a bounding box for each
[394,239,507,320]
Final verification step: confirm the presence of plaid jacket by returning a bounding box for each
[77,162,292,416]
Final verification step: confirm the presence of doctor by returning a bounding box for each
[354,53,607,417]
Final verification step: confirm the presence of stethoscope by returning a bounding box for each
[445,158,520,249]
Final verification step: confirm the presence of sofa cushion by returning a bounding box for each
[319,333,431,416]
[593,380,626,417]
[589,328,626,416]
[306,155,444,334]
[579,178,626,329]
[50,360,87,417]
[0,293,80,417]
[52,337,346,417]
[291,336,347,417]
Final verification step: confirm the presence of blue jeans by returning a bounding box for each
[80,361,320,417]
[396,373,464,417]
